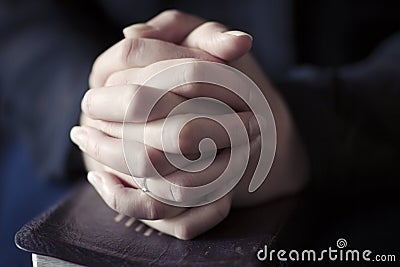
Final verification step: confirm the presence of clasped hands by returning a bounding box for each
[70,10,305,239]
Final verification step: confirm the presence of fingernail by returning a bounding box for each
[87,171,102,184]
[70,126,88,152]
[224,30,253,40]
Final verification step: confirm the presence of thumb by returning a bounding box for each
[123,10,252,62]
[182,21,253,62]
[123,10,204,44]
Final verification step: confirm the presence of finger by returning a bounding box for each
[80,142,139,188]
[87,171,185,219]
[160,111,258,154]
[104,59,249,112]
[123,10,204,44]
[141,193,232,240]
[103,163,140,189]
[124,11,252,62]
[70,126,178,177]
[104,57,194,86]
[80,114,146,189]
[82,124,262,205]
[146,137,255,204]
[87,111,259,154]
[143,59,249,110]
[89,38,220,88]
[81,84,185,122]
[145,148,231,203]
[182,21,253,61]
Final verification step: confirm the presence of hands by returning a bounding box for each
[70,10,308,239]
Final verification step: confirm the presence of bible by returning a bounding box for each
[15,182,295,266]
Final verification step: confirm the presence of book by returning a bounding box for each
[32,254,84,267]
[15,182,296,266]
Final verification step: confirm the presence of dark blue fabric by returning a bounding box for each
[0,137,69,266]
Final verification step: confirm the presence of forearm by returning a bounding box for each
[231,54,309,206]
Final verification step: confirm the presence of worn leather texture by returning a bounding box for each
[15,182,295,267]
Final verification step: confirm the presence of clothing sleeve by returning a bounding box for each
[0,0,115,181]
[277,32,400,196]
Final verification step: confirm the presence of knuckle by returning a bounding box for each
[123,23,154,38]
[105,72,119,86]
[160,9,185,21]
[91,55,101,72]
[107,71,135,87]
[201,21,226,30]
[88,71,96,88]
[120,38,144,66]
[89,61,101,87]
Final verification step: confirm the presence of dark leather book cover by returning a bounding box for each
[15,182,295,267]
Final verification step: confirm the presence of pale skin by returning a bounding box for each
[70,10,308,240]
